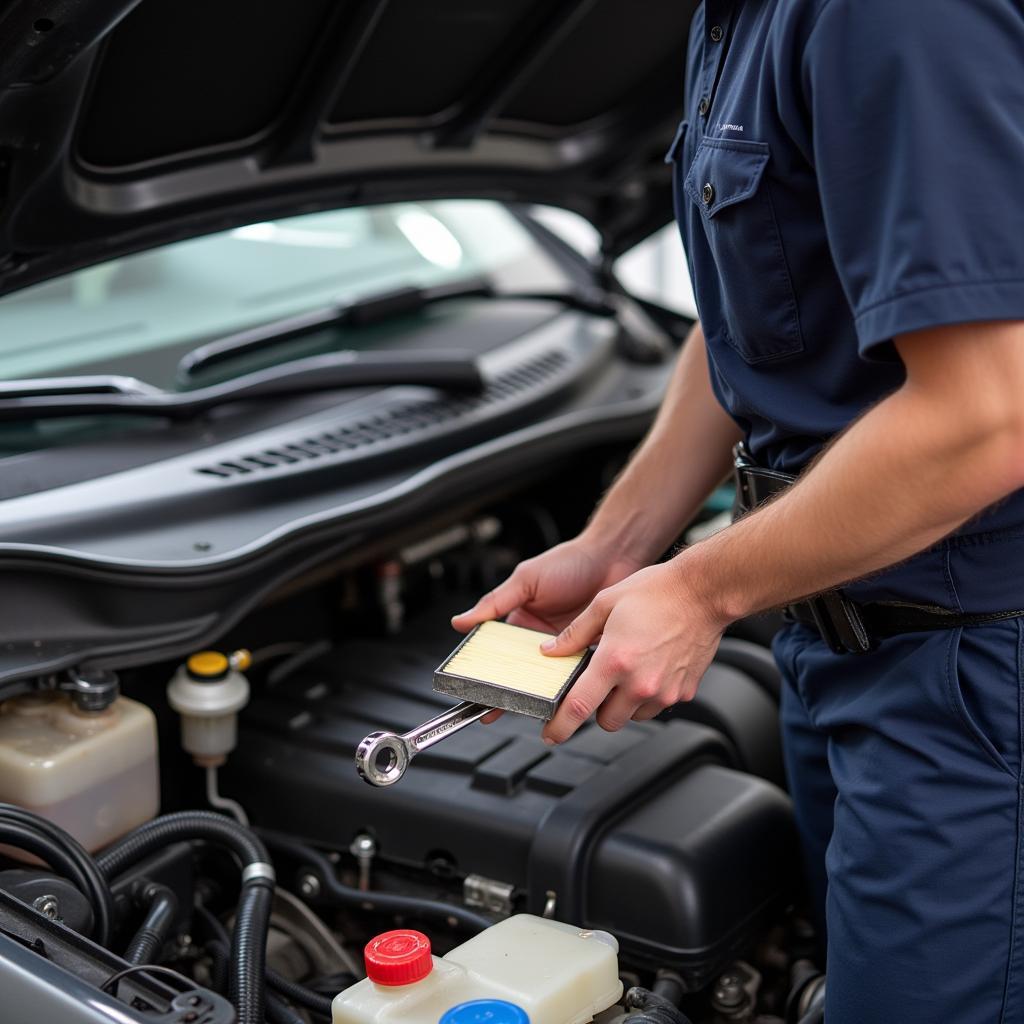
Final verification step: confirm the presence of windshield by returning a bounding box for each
[0,200,569,388]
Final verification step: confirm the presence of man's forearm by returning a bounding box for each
[680,322,1024,622]
[583,322,742,564]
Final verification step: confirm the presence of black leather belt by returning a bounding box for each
[731,443,1024,654]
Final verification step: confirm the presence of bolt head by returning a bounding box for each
[350,834,377,858]
[298,873,321,899]
[32,894,59,919]
[712,971,748,1012]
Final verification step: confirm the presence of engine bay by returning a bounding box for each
[0,449,822,1024]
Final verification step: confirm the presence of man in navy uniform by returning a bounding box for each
[457,2,1024,1020]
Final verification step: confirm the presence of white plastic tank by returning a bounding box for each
[0,692,159,854]
[332,915,623,1024]
[166,649,251,766]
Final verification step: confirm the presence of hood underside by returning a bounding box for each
[0,0,697,297]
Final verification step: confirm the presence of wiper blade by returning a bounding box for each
[0,350,483,423]
[178,275,613,382]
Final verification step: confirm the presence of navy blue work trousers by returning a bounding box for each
[775,620,1024,1023]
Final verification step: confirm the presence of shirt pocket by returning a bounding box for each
[683,137,804,364]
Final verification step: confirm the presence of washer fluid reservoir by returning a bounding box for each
[0,692,159,854]
[332,915,622,1024]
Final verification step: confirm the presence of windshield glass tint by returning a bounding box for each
[0,200,566,386]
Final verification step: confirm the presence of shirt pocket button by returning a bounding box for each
[702,182,715,205]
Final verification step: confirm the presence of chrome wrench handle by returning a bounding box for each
[355,701,492,787]
[404,700,493,756]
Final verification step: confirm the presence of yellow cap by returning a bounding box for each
[187,651,229,678]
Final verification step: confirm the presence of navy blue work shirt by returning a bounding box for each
[669,0,1024,609]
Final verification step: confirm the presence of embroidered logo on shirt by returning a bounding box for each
[717,122,745,134]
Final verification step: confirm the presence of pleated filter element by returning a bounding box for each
[434,620,591,719]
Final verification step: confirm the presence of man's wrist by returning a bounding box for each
[670,539,751,629]
[579,512,660,569]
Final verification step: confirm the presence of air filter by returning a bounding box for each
[434,620,590,719]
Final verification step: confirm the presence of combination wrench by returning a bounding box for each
[355,700,492,787]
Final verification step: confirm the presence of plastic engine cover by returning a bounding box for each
[228,638,796,987]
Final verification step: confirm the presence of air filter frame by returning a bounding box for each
[433,622,592,720]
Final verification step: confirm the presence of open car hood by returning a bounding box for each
[0,0,697,298]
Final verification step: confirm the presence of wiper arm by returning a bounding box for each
[0,350,483,423]
[0,375,164,399]
[177,275,613,382]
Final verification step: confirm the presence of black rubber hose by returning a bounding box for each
[258,830,492,934]
[622,987,694,1024]
[97,812,273,1024]
[0,822,91,894]
[267,969,334,1019]
[0,803,113,944]
[0,808,113,946]
[123,881,178,965]
[195,902,334,1020]
[651,973,686,1007]
[206,938,230,995]
[266,992,307,1024]
[232,882,273,1022]
[95,811,268,879]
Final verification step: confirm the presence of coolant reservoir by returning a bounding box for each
[332,915,622,1024]
[0,693,159,854]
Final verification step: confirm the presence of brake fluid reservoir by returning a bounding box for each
[0,693,159,854]
[167,650,251,766]
[332,916,622,1024]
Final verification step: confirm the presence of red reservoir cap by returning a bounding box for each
[364,930,433,986]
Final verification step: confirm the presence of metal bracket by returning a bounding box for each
[463,874,515,917]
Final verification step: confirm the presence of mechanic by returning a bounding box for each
[454,2,1024,1022]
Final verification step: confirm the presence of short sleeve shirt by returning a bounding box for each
[670,0,1024,606]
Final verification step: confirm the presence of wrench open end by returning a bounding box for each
[356,731,411,787]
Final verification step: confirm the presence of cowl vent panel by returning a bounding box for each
[195,348,570,480]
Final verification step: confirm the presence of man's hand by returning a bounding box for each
[451,537,644,725]
[538,562,727,744]
[451,538,643,636]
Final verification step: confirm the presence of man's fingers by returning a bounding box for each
[595,686,648,733]
[542,656,618,745]
[481,709,505,725]
[631,700,666,722]
[541,594,611,656]
[451,571,532,632]
[595,674,670,732]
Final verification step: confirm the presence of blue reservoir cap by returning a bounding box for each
[439,999,530,1024]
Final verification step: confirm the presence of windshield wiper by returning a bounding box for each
[0,350,483,423]
[177,275,613,382]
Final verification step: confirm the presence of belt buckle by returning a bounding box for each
[808,593,875,655]
[806,597,846,654]
[732,442,756,513]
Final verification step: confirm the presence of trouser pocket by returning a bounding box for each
[945,622,1022,779]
